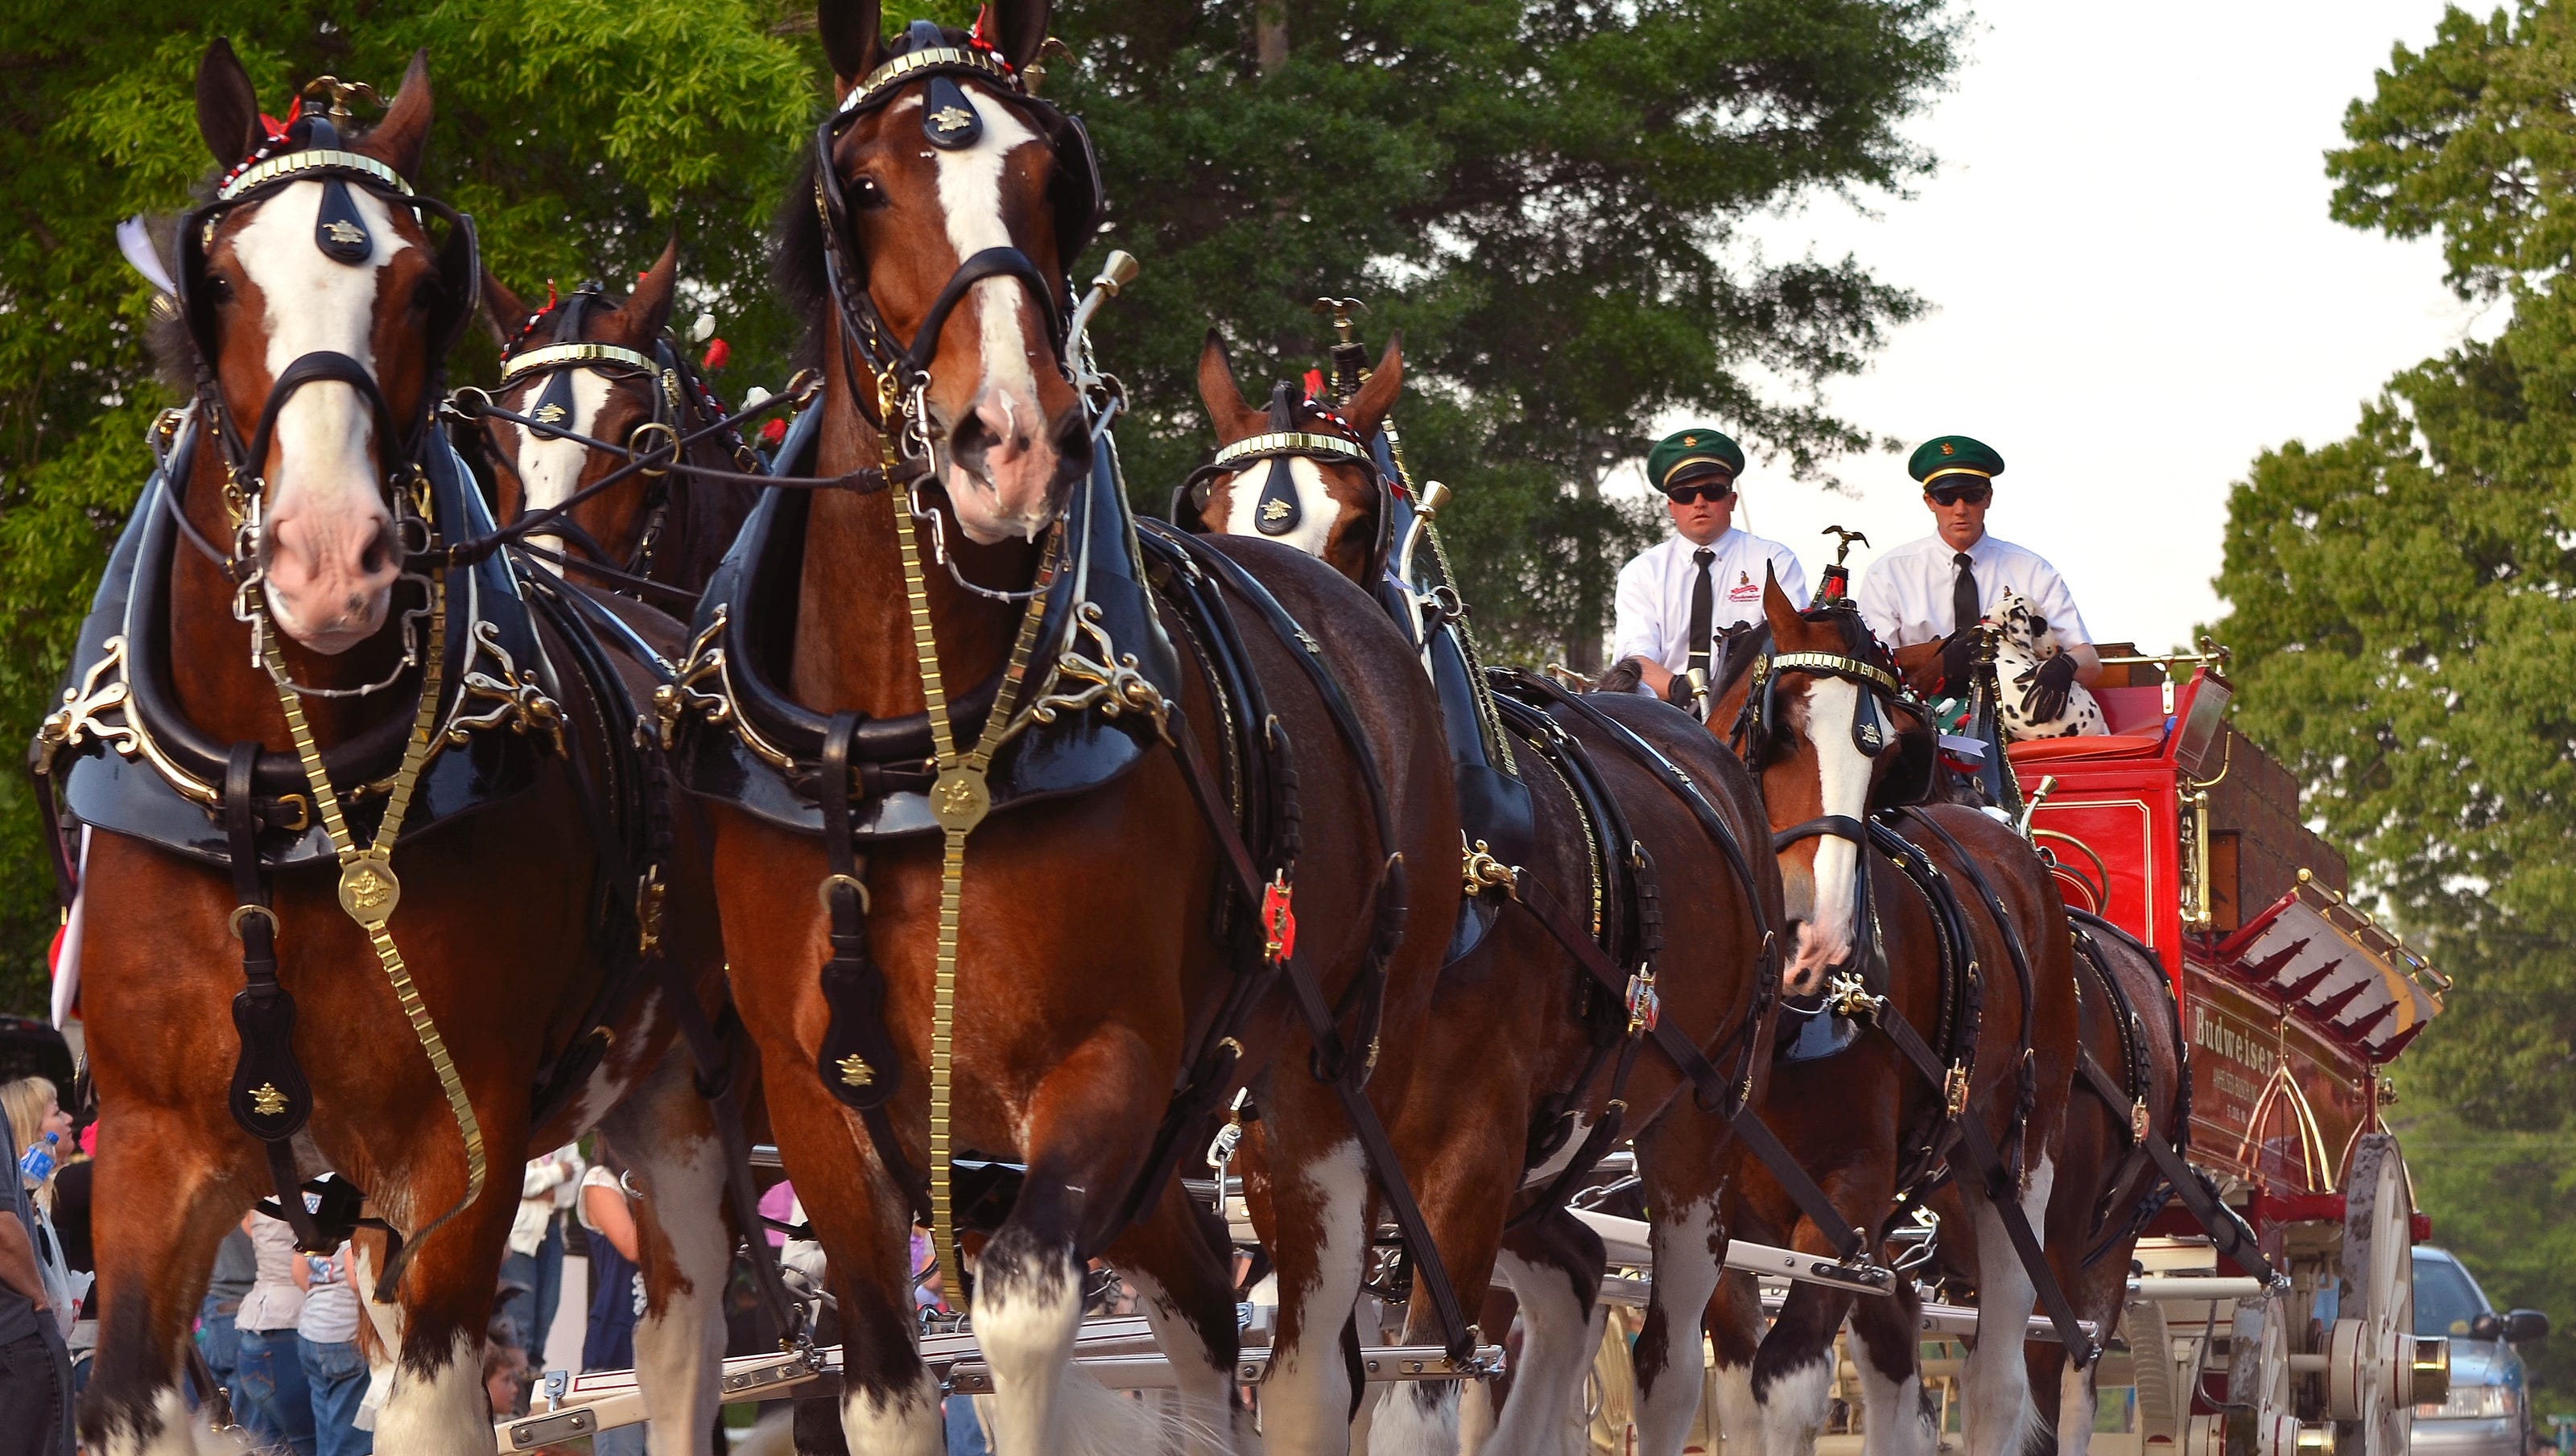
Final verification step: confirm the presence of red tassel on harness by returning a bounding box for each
[1261,874,1297,965]
[702,338,730,372]
[1302,369,1326,402]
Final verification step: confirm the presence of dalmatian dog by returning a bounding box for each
[1988,587,2108,740]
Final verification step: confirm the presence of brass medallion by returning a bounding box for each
[338,855,401,925]
[930,767,990,833]
[836,1054,876,1088]
[249,1083,288,1119]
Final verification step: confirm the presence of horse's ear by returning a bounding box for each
[979,0,1052,74]
[624,237,681,340]
[481,268,530,349]
[358,51,434,179]
[818,0,886,86]
[1344,332,1403,440]
[196,39,263,166]
[1196,328,1261,441]
[1761,563,1802,637]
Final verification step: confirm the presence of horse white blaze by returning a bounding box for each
[510,369,613,575]
[1787,676,1872,991]
[369,1329,493,1454]
[923,95,1059,544]
[627,1129,729,1456]
[1218,458,1337,559]
[1489,1248,1600,1456]
[233,181,411,654]
[1261,1139,1370,1456]
[1961,1155,2056,1456]
[1632,1199,1724,1456]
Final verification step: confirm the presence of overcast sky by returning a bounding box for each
[1647,0,2489,654]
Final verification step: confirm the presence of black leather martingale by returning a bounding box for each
[666,417,1179,840]
[44,422,552,869]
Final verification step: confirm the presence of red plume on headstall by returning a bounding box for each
[701,338,730,372]
[257,97,299,142]
[760,418,787,448]
[1302,369,1326,402]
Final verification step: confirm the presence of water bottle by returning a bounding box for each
[18,1131,58,1184]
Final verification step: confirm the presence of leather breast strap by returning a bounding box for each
[221,741,358,1253]
[811,710,931,1223]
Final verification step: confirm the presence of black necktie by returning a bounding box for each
[1951,551,1979,635]
[1686,547,1716,677]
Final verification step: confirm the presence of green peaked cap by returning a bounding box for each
[1908,435,2005,485]
[1646,427,1745,493]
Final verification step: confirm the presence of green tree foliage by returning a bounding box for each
[2219,2,2576,1134]
[1058,0,1955,662]
[0,1,1954,1015]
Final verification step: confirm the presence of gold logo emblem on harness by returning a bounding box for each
[337,856,400,925]
[836,1054,876,1088]
[930,105,974,134]
[532,402,568,426]
[323,220,366,245]
[249,1083,288,1119]
[1261,498,1292,524]
[931,767,990,832]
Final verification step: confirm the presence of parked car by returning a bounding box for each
[2412,1247,2549,1456]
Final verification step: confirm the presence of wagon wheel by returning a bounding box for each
[2211,1290,2300,1456]
[2328,1132,2414,1456]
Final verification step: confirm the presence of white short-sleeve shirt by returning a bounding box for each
[1611,528,1810,674]
[1854,533,2091,650]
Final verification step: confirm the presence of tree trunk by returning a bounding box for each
[1255,2,1288,76]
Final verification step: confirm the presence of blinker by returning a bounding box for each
[313,179,374,264]
[1253,382,1302,537]
[1852,688,1888,758]
[923,76,984,150]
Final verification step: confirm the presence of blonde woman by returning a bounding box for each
[0,1075,72,1454]
[2,1079,78,1329]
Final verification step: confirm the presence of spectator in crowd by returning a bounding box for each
[47,1128,96,1395]
[580,1147,648,1456]
[200,1224,257,1419]
[501,1144,583,1380]
[0,1082,69,1455]
[2,1078,81,1328]
[295,1239,370,1456]
[236,1208,316,1456]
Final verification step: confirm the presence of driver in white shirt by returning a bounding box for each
[1853,435,2099,720]
[1606,427,1807,709]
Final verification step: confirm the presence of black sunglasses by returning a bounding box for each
[1927,481,1992,506]
[1666,481,1736,505]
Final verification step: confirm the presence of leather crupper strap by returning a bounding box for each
[222,740,350,1253]
[1843,815,2097,1367]
[2065,912,2274,1283]
[813,710,933,1223]
[1139,523,1476,1363]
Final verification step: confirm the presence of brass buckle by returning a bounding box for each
[816,872,870,915]
[275,794,311,833]
[1943,1062,1971,1118]
[227,904,279,942]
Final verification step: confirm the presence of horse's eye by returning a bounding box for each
[847,175,889,210]
[410,278,438,313]
[204,273,234,304]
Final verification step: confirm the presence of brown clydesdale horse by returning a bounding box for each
[477,244,762,607]
[76,45,739,1455]
[1669,580,2083,1456]
[1191,334,1790,1455]
[704,5,1460,1453]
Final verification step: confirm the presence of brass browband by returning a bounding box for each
[221,149,413,202]
[1768,651,1900,695]
[1211,431,1369,471]
[499,343,656,386]
[842,46,1022,113]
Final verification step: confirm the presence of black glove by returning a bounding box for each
[1938,630,1979,697]
[2021,653,2079,722]
[1666,670,1698,709]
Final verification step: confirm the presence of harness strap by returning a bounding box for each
[1773,815,1870,851]
[1507,875,1870,1265]
[1894,808,2042,1172]
[221,742,332,1252]
[811,711,932,1222]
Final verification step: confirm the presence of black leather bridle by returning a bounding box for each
[807,26,1099,456]
[165,112,477,692]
